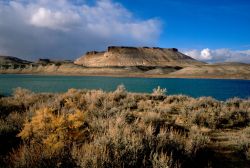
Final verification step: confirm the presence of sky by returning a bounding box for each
[0,0,250,63]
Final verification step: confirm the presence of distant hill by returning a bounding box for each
[213,62,249,66]
[0,56,31,65]
[36,58,73,65]
[0,49,249,80]
[74,46,205,67]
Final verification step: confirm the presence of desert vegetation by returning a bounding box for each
[0,86,250,168]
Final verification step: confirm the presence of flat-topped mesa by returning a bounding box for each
[107,46,178,52]
[74,46,204,67]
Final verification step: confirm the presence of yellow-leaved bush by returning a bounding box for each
[18,107,90,156]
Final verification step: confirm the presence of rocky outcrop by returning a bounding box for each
[37,59,51,64]
[74,46,204,67]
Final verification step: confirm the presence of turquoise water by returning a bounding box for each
[0,74,250,100]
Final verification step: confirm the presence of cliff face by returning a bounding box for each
[74,46,205,67]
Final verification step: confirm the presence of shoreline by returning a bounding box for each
[1,72,250,80]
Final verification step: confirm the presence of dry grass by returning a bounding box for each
[0,86,249,167]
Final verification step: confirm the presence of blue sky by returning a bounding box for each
[0,0,250,62]
[118,0,250,50]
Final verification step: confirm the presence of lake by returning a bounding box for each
[0,74,250,100]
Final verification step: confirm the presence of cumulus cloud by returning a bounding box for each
[30,7,80,31]
[0,0,161,60]
[200,48,212,60]
[184,48,250,63]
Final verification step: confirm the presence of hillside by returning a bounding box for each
[168,63,250,79]
[0,56,31,65]
[74,46,205,67]
[0,50,250,80]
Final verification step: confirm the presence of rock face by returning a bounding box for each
[74,46,204,67]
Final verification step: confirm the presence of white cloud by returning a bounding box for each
[30,7,80,31]
[0,0,161,60]
[200,48,212,60]
[184,48,250,63]
[184,48,213,61]
[79,0,161,41]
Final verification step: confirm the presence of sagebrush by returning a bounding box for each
[0,86,249,167]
